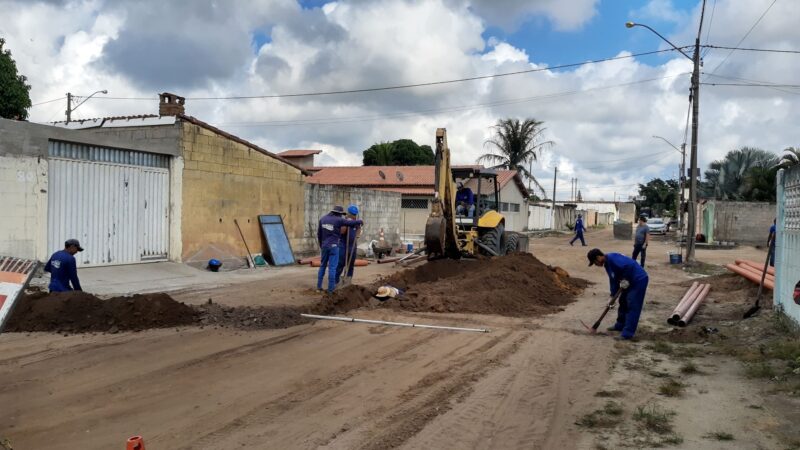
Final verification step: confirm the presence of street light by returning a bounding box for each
[66,90,108,122]
[652,135,687,238]
[627,5,706,263]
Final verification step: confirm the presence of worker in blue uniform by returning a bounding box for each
[570,214,587,246]
[317,206,363,293]
[44,239,84,292]
[455,182,475,218]
[587,248,649,340]
[336,204,362,284]
[768,218,776,267]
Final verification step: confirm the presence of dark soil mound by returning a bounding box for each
[195,302,310,330]
[6,291,196,333]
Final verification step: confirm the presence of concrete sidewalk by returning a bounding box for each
[30,262,304,297]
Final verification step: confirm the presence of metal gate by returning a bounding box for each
[47,141,170,267]
[775,166,800,325]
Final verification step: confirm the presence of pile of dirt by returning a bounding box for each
[6,291,196,333]
[379,252,588,317]
[195,302,310,330]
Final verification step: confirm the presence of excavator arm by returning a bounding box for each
[425,128,461,258]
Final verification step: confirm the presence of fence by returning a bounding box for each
[775,167,800,326]
[528,204,576,230]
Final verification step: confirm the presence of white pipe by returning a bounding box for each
[300,314,490,333]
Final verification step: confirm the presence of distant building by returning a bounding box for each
[277,149,322,170]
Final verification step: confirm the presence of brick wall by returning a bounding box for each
[300,184,402,255]
[708,200,775,245]
[0,155,47,259]
[180,122,305,266]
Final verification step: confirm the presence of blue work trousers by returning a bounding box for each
[317,245,339,292]
[632,244,647,268]
[611,276,649,339]
[570,231,586,246]
[769,243,775,267]
[335,245,356,284]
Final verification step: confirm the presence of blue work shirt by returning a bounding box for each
[44,250,82,292]
[318,213,362,249]
[339,223,361,250]
[575,218,585,233]
[456,188,475,205]
[604,252,647,295]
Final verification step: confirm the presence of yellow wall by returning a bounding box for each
[180,122,305,262]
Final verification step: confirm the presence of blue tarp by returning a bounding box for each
[258,215,295,266]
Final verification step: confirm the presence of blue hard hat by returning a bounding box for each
[208,258,222,267]
[347,205,359,216]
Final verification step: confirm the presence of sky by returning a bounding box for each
[2,0,798,201]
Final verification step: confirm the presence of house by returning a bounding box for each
[0,93,308,268]
[277,149,322,170]
[306,165,530,237]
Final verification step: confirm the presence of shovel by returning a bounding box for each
[743,245,773,319]
[581,289,624,334]
[340,232,359,287]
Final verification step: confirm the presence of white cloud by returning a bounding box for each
[466,0,599,31]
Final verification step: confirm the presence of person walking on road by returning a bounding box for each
[44,239,84,292]
[632,216,650,267]
[570,214,587,246]
[317,206,363,293]
[336,204,363,284]
[768,218,776,267]
[588,248,649,340]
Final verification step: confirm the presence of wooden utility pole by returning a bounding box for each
[550,166,558,229]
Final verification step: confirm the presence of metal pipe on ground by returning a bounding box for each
[668,282,701,325]
[678,283,711,326]
[726,264,775,290]
[300,314,490,333]
[736,259,775,276]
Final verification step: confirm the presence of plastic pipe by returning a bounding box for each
[300,314,490,333]
[376,257,401,264]
[678,284,711,326]
[734,263,775,284]
[725,264,774,290]
[668,282,701,325]
[736,259,775,276]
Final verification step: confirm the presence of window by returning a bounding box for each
[500,202,509,212]
[510,203,520,212]
[402,198,429,209]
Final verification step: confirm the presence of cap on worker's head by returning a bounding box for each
[347,204,359,216]
[578,214,582,218]
[639,215,648,222]
[331,205,345,214]
[587,248,603,266]
[65,238,84,252]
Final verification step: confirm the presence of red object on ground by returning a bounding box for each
[669,282,701,324]
[678,283,712,326]
[736,259,775,276]
[299,256,321,265]
[310,259,369,267]
[734,263,775,283]
[126,436,145,450]
[726,264,774,290]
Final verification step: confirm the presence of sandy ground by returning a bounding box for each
[1,229,795,449]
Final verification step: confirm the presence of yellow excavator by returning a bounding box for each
[424,128,527,259]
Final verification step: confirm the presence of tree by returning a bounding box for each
[362,139,434,166]
[700,147,778,201]
[478,118,554,197]
[778,147,800,168]
[637,178,679,217]
[0,38,32,120]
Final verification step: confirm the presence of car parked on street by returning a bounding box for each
[648,217,667,235]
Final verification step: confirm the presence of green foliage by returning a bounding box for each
[479,117,553,197]
[0,38,32,120]
[362,139,434,166]
[704,431,735,441]
[637,178,679,217]
[658,379,686,397]
[576,401,624,428]
[700,147,779,201]
[633,403,676,434]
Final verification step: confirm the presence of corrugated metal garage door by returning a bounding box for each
[47,141,170,267]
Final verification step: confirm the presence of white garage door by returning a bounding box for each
[47,141,170,267]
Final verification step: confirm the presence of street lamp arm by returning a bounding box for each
[625,22,693,61]
[652,135,683,154]
[71,90,108,113]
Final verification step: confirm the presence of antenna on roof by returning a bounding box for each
[396,171,404,181]
[378,170,386,180]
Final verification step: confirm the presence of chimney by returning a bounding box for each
[159,92,185,116]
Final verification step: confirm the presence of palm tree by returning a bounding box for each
[778,147,800,168]
[701,147,778,200]
[478,118,554,197]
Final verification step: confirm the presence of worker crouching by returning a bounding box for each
[588,248,649,340]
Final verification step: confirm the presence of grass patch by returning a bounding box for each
[658,379,687,397]
[633,403,676,435]
[747,404,764,409]
[647,341,673,355]
[594,389,624,398]
[679,362,700,374]
[576,401,624,429]
[744,361,777,379]
[648,370,672,378]
[767,339,800,361]
[704,431,735,441]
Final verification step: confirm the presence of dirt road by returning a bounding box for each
[1,229,794,449]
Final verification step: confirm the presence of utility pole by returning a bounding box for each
[686,0,706,263]
[66,93,72,122]
[551,166,558,230]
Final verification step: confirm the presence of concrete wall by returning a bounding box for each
[0,155,47,259]
[701,200,775,244]
[301,184,402,254]
[180,122,305,265]
[400,198,432,237]
[617,203,636,223]
[528,204,576,230]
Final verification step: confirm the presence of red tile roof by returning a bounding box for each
[372,187,435,195]
[278,149,323,157]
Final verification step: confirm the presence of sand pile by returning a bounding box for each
[6,291,196,333]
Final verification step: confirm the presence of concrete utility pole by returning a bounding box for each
[65,93,72,122]
[686,0,707,263]
[65,90,108,123]
[551,166,558,230]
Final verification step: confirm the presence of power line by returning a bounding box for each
[702,72,800,95]
[30,96,66,107]
[708,0,778,74]
[703,45,800,55]
[701,0,718,58]
[701,82,800,88]
[91,47,689,102]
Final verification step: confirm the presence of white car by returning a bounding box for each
[648,218,667,235]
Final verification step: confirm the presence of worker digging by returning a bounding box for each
[335,204,362,287]
[44,239,84,293]
[587,248,649,340]
[317,205,363,293]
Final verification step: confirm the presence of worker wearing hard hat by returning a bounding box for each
[318,206,363,293]
[336,204,363,284]
[588,248,649,340]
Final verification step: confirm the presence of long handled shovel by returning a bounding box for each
[341,233,359,287]
[743,245,773,319]
[581,289,624,334]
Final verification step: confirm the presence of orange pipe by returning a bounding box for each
[310,258,369,267]
[735,263,775,283]
[679,284,711,326]
[726,264,774,290]
[736,259,775,276]
[299,256,321,265]
[669,282,700,325]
